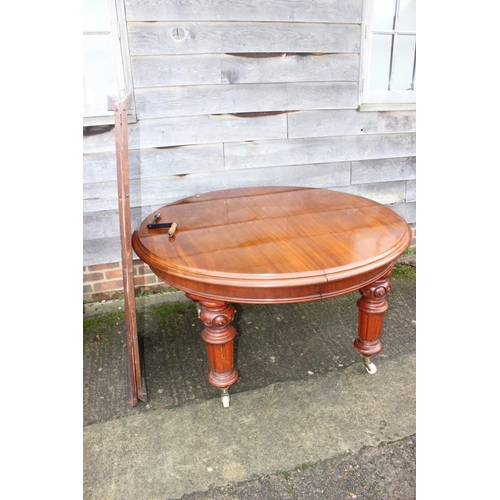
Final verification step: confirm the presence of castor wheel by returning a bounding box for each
[221,388,230,408]
[363,356,377,374]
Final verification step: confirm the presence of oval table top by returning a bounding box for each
[132,186,412,303]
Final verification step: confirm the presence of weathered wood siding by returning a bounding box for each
[83,0,416,267]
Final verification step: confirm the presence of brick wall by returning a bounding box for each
[83,224,416,304]
[83,259,174,303]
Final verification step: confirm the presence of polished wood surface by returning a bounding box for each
[132,186,411,303]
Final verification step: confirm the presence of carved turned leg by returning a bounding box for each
[187,294,238,407]
[354,270,392,374]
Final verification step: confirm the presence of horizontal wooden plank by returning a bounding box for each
[389,200,416,224]
[406,180,416,203]
[220,53,359,84]
[131,54,222,88]
[83,113,288,154]
[337,181,407,206]
[84,210,120,240]
[84,161,351,213]
[224,133,416,170]
[135,82,358,119]
[351,157,416,185]
[127,22,360,56]
[289,109,416,139]
[84,234,149,267]
[83,208,149,241]
[124,0,362,24]
[84,236,122,267]
[84,178,193,214]
[131,53,359,88]
[83,144,224,183]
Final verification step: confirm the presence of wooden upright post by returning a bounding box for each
[109,93,147,407]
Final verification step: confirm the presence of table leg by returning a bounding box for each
[354,270,392,374]
[187,294,239,407]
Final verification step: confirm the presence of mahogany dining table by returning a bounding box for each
[132,186,412,407]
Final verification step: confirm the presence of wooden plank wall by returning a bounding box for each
[83,0,416,267]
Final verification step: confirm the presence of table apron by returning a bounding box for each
[147,263,395,304]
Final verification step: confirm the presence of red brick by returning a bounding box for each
[83,271,104,283]
[134,275,159,286]
[135,264,153,276]
[105,268,124,280]
[93,279,124,292]
[87,262,120,272]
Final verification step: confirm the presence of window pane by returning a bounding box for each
[372,0,397,31]
[398,0,416,31]
[392,35,415,90]
[83,0,110,32]
[83,34,117,113]
[369,34,392,91]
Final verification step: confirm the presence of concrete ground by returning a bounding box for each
[83,256,416,500]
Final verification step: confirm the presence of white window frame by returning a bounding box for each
[359,0,416,111]
[83,0,136,126]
